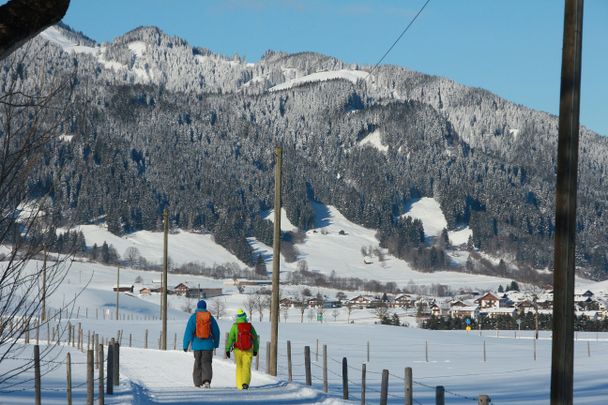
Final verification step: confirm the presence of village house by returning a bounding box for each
[280,297,296,308]
[516,300,536,314]
[476,292,500,309]
[306,297,324,309]
[186,287,223,299]
[173,282,189,296]
[322,299,342,309]
[393,294,415,308]
[348,295,376,309]
[449,306,479,319]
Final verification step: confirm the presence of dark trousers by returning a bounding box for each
[193,350,213,386]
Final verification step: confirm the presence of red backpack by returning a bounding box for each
[234,322,253,350]
[195,311,211,339]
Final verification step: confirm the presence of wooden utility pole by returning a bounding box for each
[41,248,47,322]
[161,208,169,350]
[115,266,120,321]
[269,146,282,376]
[551,1,584,404]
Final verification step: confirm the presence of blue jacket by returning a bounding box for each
[183,309,220,351]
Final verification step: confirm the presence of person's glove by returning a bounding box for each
[253,351,257,357]
[226,351,231,359]
[183,348,187,352]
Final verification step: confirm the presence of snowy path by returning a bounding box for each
[119,348,351,404]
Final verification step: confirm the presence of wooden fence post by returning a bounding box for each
[426,340,429,362]
[95,334,99,369]
[266,341,271,374]
[380,369,389,405]
[256,349,259,370]
[113,341,119,386]
[287,340,293,382]
[534,338,537,361]
[361,363,366,405]
[316,338,319,362]
[129,333,132,348]
[587,341,590,357]
[34,345,41,405]
[342,357,349,400]
[98,344,104,405]
[174,333,177,351]
[436,385,445,405]
[405,367,413,405]
[86,349,94,405]
[66,352,72,405]
[145,329,148,349]
[323,345,328,393]
[478,394,491,405]
[304,346,312,385]
[106,342,114,395]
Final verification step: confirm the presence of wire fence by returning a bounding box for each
[6,325,606,404]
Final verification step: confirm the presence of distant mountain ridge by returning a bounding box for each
[5,23,608,280]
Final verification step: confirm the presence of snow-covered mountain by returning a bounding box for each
[5,23,608,281]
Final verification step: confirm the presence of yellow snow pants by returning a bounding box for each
[234,348,253,389]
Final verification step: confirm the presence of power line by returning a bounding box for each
[365,0,432,81]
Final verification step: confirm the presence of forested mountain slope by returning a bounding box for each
[5,24,608,279]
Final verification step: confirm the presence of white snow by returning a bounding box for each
[509,128,520,139]
[59,225,246,268]
[263,208,298,232]
[4,255,608,404]
[5,307,608,404]
[358,129,388,153]
[253,202,516,290]
[58,134,74,142]
[97,51,128,72]
[269,69,368,92]
[448,226,473,246]
[127,41,146,57]
[39,26,98,55]
[402,197,448,237]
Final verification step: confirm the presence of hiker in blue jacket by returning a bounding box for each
[183,300,220,388]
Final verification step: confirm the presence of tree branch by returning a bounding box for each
[0,0,70,61]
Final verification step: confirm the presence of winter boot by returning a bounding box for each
[202,381,211,389]
[242,383,249,390]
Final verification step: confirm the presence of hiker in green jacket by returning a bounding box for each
[225,309,259,390]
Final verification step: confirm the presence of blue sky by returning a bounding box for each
[59,0,607,135]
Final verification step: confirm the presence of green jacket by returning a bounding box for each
[225,317,259,352]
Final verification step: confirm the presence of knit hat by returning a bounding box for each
[197,300,207,309]
[236,308,247,319]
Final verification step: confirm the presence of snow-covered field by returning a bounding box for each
[4,320,608,404]
[3,260,608,404]
[64,200,519,292]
